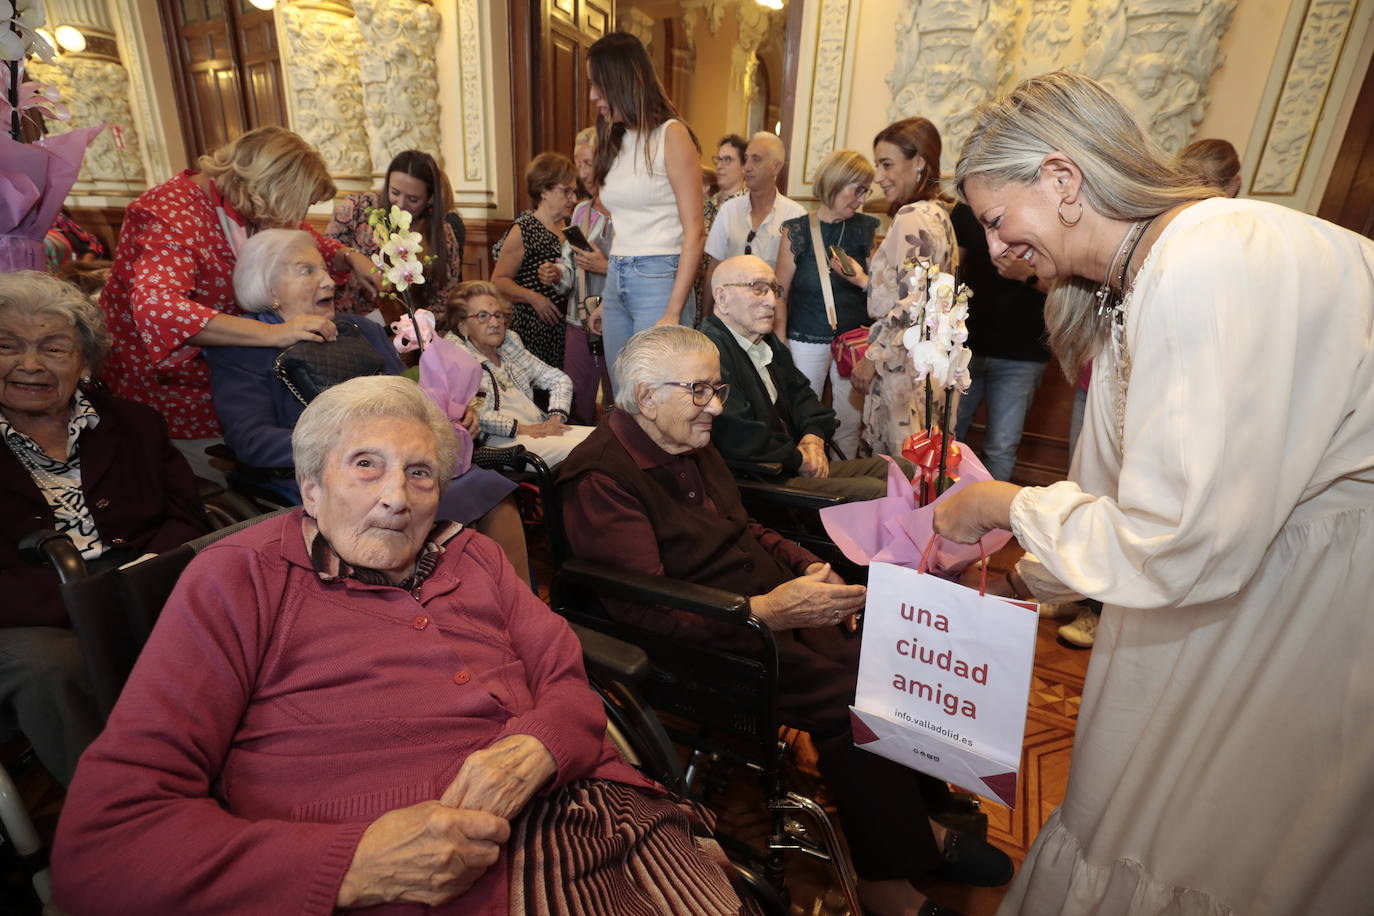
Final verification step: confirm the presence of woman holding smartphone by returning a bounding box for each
[773,149,878,458]
[587,31,704,387]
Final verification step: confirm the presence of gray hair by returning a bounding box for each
[613,325,718,414]
[0,270,111,372]
[750,131,786,166]
[292,376,460,487]
[574,126,597,152]
[233,228,317,313]
[954,71,1219,379]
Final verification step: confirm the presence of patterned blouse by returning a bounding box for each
[2,392,104,558]
[98,170,348,439]
[447,329,574,439]
[325,191,463,329]
[493,211,569,370]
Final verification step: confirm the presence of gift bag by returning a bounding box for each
[850,556,1038,807]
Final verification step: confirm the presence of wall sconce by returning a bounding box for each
[247,0,277,10]
[53,25,86,53]
[755,0,784,8]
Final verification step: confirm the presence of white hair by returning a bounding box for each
[749,131,786,166]
[233,228,317,313]
[292,376,460,487]
[613,325,718,414]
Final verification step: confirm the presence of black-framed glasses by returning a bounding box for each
[721,279,784,299]
[657,381,730,406]
[744,228,758,255]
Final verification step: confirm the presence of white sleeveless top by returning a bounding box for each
[599,119,683,257]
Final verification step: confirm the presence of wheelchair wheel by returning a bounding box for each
[596,679,684,794]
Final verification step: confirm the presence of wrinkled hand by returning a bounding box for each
[752,563,866,631]
[993,253,1035,283]
[440,734,557,821]
[848,356,877,394]
[523,417,570,438]
[336,802,508,909]
[932,481,1022,545]
[345,249,382,296]
[573,242,609,275]
[272,313,338,348]
[797,435,830,478]
[461,404,480,438]
[536,261,563,287]
[830,255,868,289]
[530,293,562,325]
[587,301,604,335]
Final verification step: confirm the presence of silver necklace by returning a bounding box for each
[1095,220,1145,317]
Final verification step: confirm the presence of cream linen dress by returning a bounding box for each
[1001,198,1374,916]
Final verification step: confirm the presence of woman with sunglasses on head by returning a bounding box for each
[587,31,705,387]
[491,153,580,372]
[851,117,959,457]
[772,149,879,459]
[326,149,461,328]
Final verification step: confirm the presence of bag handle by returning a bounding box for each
[808,210,838,332]
[918,534,988,596]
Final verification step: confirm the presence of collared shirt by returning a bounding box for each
[2,392,104,558]
[724,322,778,403]
[704,191,807,267]
[301,512,463,590]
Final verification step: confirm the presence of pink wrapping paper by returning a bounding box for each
[417,336,480,477]
[0,126,102,239]
[820,449,1012,577]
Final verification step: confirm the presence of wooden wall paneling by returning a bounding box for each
[1318,58,1374,239]
[236,3,289,129]
[961,358,1074,486]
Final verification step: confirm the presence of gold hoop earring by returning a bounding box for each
[1057,200,1083,227]
[271,297,282,312]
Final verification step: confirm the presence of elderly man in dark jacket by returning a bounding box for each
[701,255,903,499]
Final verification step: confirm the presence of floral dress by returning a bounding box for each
[492,211,568,369]
[325,190,462,329]
[862,199,959,456]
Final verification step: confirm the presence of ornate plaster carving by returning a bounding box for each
[27,54,145,186]
[617,8,655,53]
[885,0,1017,160]
[279,0,372,178]
[351,0,442,175]
[703,0,727,35]
[456,0,485,182]
[1252,0,1359,195]
[681,6,700,57]
[1019,0,1075,73]
[1081,0,1237,154]
[803,0,856,181]
[734,2,784,105]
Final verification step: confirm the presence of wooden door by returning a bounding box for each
[1318,58,1374,239]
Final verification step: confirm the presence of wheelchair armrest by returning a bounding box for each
[723,457,786,480]
[18,529,88,584]
[196,477,267,525]
[558,558,752,625]
[472,444,532,473]
[734,478,850,511]
[570,622,650,684]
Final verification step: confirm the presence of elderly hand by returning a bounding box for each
[797,435,830,478]
[343,248,383,296]
[335,802,509,908]
[536,261,564,287]
[752,563,866,631]
[848,356,877,395]
[270,313,338,348]
[461,404,480,438]
[932,481,1022,544]
[523,417,570,438]
[530,293,562,326]
[440,734,557,821]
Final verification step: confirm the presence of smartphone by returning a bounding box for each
[562,225,594,252]
[828,245,856,277]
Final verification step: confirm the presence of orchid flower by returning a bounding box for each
[386,257,425,292]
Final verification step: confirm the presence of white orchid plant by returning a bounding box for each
[2,0,61,142]
[367,204,432,354]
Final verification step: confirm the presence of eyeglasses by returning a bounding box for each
[721,279,784,299]
[549,185,578,198]
[744,228,757,255]
[657,381,731,406]
[462,310,511,324]
[849,184,872,199]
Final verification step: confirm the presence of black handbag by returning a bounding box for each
[273,318,388,406]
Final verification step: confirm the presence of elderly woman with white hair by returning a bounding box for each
[0,271,206,785]
[54,375,752,916]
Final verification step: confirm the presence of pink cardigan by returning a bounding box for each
[52,509,652,915]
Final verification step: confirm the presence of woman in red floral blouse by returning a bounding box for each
[98,127,379,478]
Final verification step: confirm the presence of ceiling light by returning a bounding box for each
[54,25,85,53]
[755,0,784,8]
[247,0,277,10]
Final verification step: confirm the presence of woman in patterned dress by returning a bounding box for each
[97,127,379,480]
[325,149,462,329]
[491,153,578,372]
[851,118,959,457]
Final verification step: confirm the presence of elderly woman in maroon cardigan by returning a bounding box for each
[53,375,748,916]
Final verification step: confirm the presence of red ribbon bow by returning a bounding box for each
[902,429,962,505]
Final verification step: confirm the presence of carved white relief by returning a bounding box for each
[351,0,442,175]
[27,55,145,186]
[1081,0,1237,154]
[1252,0,1358,195]
[456,0,485,182]
[681,7,700,57]
[1020,0,1075,72]
[279,1,371,178]
[44,0,114,31]
[617,8,655,53]
[886,0,1017,160]
[703,0,727,35]
[804,0,855,181]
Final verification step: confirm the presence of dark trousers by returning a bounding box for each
[776,624,950,881]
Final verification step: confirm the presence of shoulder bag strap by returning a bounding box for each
[808,211,838,331]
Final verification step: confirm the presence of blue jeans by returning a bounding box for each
[956,355,1047,481]
[602,254,696,393]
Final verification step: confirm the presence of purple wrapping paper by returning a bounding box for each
[418,336,480,477]
[0,126,102,238]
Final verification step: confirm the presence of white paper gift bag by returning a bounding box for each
[849,559,1039,807]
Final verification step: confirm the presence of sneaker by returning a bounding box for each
[1037,602,1080,620]
[1058,607,1098,648]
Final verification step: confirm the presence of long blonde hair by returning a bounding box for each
[200,127,336,230]
[954,71,1219,378]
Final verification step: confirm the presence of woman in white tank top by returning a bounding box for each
[587,32,704,388]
